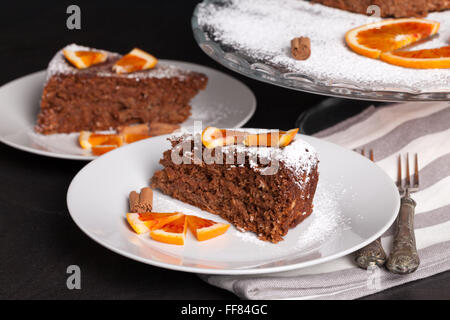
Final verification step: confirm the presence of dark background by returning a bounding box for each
[1,0,449,299]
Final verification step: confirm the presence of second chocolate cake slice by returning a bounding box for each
[36,44,208,134]
[151,130,319,243]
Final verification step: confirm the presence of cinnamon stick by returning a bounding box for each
[128,187,153,213]
[291,36,311,60]
[137,187,153,212]
[129,191,140,212]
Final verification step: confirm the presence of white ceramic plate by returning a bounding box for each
[0,60,256,160]
[67,134,400,275]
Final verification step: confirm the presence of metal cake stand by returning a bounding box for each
[191,0,449,134]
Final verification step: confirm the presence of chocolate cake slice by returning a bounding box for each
[311,0,450,18]
[36,44,208,134]
[151,130,319,243]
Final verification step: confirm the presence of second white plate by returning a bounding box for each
[0,60,256,160]
[67,134,400,275]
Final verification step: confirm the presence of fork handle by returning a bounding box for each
[386,194,420,274]
[354,238,386,269]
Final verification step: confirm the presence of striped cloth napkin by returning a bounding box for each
[200,101,450,300]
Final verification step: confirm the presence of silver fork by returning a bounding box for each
[386,153,420,274]
[354,149,387,269]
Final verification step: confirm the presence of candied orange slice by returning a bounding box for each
[187,215,230,241]
[91,145,117,156]
[79,131,123,150]
[126,212,150,234]
[345,18,440,59]
[202,127,232,149]
[243,132,279,147]
[126,212,183,235]
[79,131,93,150]
[113,48,158,74]
[123,133,151,144]
[278,128,299,147]
[243,128,299,147]
[117,123,151,143]
[201,126,245,149]
[138,212,184,231]
[89,133,123,147]
[63,49,107,69]
[380,45,450,69]
[150,215,187,245]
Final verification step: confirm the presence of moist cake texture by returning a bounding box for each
[36,44,208,134]
[151,131,319,243]
[312,0,450,17]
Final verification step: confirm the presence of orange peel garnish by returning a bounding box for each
[150,215,187,245]
[113,48,158,74]
[278,128,299,147]
[79,131,93,150]
[79,131,123,150]
[201,127,246,149]
[123,133,151,144]
[117,123,151,143]
[91,145,117,156]
[243,128,299,147]
[202,127,299,148]
[187,215,230,241]
[63,49,107,69]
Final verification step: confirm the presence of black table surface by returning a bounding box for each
[1,0,450,300]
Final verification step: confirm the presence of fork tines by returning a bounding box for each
[414,153,419,189]
[397,155,404,195]
[405,153,411,187]
[357,148,374,162]
[397,153,420,195]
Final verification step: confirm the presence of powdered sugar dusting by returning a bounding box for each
[294,183,351,250]
[197,0,450,92]
[222,134,318,187]
[46,43,193,82]
[46,44,104,80]
[229,180,351,254]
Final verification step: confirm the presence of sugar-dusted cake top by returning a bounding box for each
[196,0,450,92]
[170,128,319,188]
[46,43,195,82]
[312,0,450,17]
